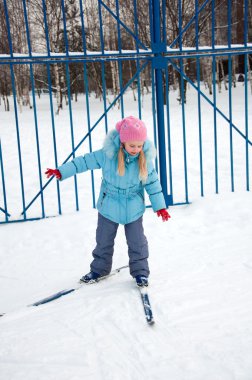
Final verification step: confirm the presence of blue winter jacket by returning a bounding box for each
[58,130,166,225]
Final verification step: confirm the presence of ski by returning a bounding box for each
[29,265,129,307]
[138,286,155,325]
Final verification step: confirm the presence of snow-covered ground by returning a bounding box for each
[0,84,252,379]
[1,192,252,380]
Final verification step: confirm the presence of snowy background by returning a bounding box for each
[0,83,252,379]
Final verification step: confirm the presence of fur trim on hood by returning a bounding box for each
[103,129,156,163]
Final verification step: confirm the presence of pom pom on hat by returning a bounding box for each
[116,116,147,142]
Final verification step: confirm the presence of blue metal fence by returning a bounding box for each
[0,0,251,224]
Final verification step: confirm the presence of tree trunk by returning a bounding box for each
[54,65,61,115]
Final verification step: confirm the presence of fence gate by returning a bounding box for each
[0,0,251,224]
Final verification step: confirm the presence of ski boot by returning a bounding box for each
[80,271,101,284]
[135,275,149,287]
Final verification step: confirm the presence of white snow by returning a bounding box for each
[0,84,252,379]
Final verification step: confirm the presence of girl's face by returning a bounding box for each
[124,141,144,156]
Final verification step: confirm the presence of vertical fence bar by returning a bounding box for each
[212,0,218,193]
[0,141,9,222]
[79,0,87,54]
[22,0,45,216]
[195,0,204,196]
[195,0,199,50]
[178,0,189,202]
[133,0,142,119]
[42,0,51,56]
[228,53,234,191]
[80,1,96,207]
[22,0,32,56]
[165,64,173,203]
[29,64,45,217]
[3,0,26,217]
[101,67,108,136]
[97,0,107,207]
[98,0,105,54]
[98,0,108,133]
[244,0,249,191]
[149,0,158,177]
[83,62,96,208]
[244,54,249,191]
[227,0,232,48]
[227,0,234,191]
[151,0,169,205]
[162,0,166,45]
[151,66,158,172]
[180,58,189,203]
[41,0,61,214]
[212,65,219,194]
[115,0,124,118]
[196,57,204,197]
[65,63,79,211]
[133,0,139,54]
[150,0,157,171]
[211,0,215,48]
[244,0,248,48]
[178,0,182,51]
[10,65,27,218]
[61,1,79,211]
[61,0,69,56]
[46,63,62,215]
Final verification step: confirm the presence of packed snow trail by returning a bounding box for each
[1,192,252,379]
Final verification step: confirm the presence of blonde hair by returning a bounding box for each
[118,146,148,182]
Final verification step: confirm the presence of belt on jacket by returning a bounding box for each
[101,179,142,197]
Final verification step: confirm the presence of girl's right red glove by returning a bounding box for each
[45,168,62,180]
[157,209,171,222]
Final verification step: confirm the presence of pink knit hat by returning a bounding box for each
[116,116,147,142]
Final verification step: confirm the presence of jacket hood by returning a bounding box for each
[103,129,156,163]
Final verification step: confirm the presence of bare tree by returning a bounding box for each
[0,2,11,110]
[0,0,32,112]
[1,0,251,106]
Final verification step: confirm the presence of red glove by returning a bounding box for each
[45,168,62,180]
[157,209,171,222]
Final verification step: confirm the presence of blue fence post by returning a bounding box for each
[22,0,45,218]
[61,0,79,212]
[0,140,10,221]
[244,0,250,191]
[178,0,189,204]
[212,0,219,194]
[133,0,142,120]
[164,65,173,203]
[195,0,204,197]
[151,0,171,206]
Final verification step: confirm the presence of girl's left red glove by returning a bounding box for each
[157,209,171,222]
[45,168,62,180]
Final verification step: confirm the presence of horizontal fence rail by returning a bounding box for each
[0,0,251,223]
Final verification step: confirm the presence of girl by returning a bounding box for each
[45,116,170,287]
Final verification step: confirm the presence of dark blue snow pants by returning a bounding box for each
[90,213,149,278]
